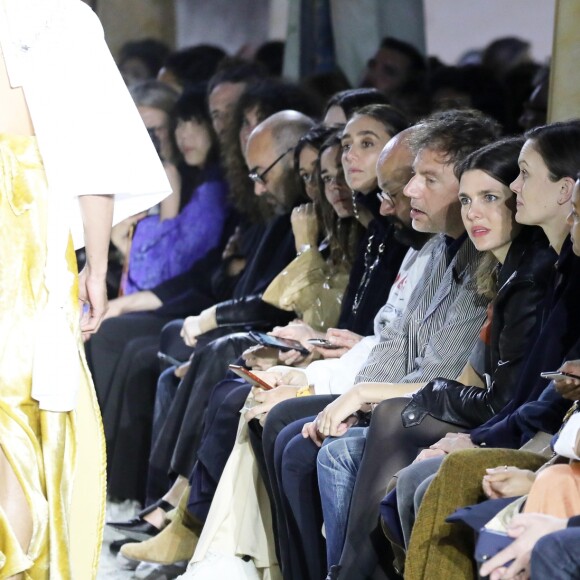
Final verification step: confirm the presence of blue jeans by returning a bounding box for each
[531,527,580,579]
[316,427,367,567]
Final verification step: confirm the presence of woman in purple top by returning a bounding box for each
[123,84,230,294]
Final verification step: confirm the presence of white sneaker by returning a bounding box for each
[176,552,260,579]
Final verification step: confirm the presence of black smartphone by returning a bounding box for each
[157,351,184,367]
[307,338,342,349]
[249,331,310,355]
[540,370,580,381]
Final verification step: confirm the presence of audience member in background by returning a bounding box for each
[502,62,542,134]
[207,58,266,142]
[300,70,352,114]
[360,36,426,97]
[118,37,171,86]
[110,80,181,267]
[519,67,550,132]
[254,40,285,77]
[323,87,391,125]
[157,44,226,92]
[122,85,229,295]
[429,65,508,128]
[360,36,428,120]
[482,36,533,81]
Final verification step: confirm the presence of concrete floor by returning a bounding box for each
[97,500,187,580]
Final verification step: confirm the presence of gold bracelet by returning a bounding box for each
[296,385,313,398]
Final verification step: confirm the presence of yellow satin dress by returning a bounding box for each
[0,134,106,578]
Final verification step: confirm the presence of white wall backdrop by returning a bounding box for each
[424,0,555,65]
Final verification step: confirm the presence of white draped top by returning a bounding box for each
[0,0,171,411]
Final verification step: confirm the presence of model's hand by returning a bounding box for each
[316,388,362,437]
[78,267,107,341]
[553,360,580,400]
[482,467,536,499]
[429,432,475,454]
[180,315,201,347]
[243,385,301,422]
[479,513,567,579]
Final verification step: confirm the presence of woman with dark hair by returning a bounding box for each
[323,87,391,125]
[122,85,230,295]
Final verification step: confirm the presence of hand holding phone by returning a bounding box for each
[307,338,342,350]
[249,330,310,355]
[228,364,276,390]
[540,370,580,382]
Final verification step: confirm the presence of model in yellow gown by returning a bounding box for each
[0,134,107,579]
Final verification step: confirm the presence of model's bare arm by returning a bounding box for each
[78,194,114,339]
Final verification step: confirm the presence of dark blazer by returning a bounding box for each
[214,212,297,329]
[471,236,580,447]
[402,227,555,428]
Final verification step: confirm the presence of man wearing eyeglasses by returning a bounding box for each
[245,111,312,215]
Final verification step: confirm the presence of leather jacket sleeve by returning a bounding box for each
[215,294,296,330]
[402,276,548,429]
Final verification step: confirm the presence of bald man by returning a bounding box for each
[245,110,314,216]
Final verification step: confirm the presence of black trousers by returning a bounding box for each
[248,395,336,580]
[87,311,174,409]
[146,330,255,498]
[187,379,252,522]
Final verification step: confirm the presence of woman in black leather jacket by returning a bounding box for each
[400,139,555,429]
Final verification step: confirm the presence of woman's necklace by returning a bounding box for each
[351,189,360,222]
[351,231,386,314]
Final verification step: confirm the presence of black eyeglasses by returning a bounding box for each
[248,147,294,185]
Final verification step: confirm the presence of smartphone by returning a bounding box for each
[307,338,342,349]
[475,528,514,566]
[540,370,580,381]
[157,351,185,367]
[249,331,310,355]
[228,364,275,390]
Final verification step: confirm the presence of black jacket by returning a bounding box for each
[471,236,580,447]
[402,227,556,429]
[214,212,297,329]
